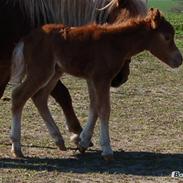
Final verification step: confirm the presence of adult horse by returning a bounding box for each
[0,0,147,149]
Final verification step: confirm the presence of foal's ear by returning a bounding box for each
[147,8,162,30]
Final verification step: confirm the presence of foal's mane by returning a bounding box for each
[43,9,163,41]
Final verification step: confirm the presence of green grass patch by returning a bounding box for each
[148,0,183,12]
[148,0,178,11]
[166,13,183,35]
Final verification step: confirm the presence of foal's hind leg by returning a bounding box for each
[11,79,41,157]
[31,70,66,151]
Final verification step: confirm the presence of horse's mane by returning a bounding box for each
[126,0,147,16]
[112,0,148,23]
[5,0,112,26]
[5,0,147,26]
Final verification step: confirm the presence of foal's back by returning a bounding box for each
[24,23,114,78]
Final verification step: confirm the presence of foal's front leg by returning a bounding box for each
[78,79,113,160]
[95,82,113,160]
[78,80,98,152]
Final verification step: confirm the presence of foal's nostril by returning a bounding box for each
[180,54,183,62]
[173,52,183,67]
[178,53,183,65]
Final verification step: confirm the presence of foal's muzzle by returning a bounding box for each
[169,52,183,68]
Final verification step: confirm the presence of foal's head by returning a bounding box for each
[146,8,182,68]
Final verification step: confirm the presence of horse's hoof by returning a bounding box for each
[77,144,87,154]
[11,149,24,158]
[102,154,114,162]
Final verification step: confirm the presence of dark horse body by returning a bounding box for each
[0,0,147,142]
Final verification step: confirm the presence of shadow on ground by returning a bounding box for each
[0,147,183,176]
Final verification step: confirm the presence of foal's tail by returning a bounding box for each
[10,42,25,85]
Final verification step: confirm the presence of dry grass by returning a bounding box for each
[0,37,183,182]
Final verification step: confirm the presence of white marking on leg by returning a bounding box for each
[10,112,22,152]
[80,109,97,148]
[100,120,113,156]
[70,133,80,144]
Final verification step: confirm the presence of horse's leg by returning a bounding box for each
[111,59,131,87]
[11,79,41,157]
[78,80,98,152]
[32,70,66,151]
[50,81,82,140]
[0,64,11,98]
[0,82,8,98]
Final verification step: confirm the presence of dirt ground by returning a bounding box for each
[0,37,183,182]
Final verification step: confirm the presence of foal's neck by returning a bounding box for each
[108,21,150,58]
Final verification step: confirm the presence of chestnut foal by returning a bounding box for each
[11,8,182,159]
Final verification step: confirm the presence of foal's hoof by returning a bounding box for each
[102,154,114,162]
[57,144,67,151]
[11,149,24,158]
[59,145,67,151]
[70,134,94,147]
[77,144,87,154]
[70,134,80,145]
[56,141,67,151]
[89,141,94,147]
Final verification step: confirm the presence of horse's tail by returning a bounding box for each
[10,42,25,85]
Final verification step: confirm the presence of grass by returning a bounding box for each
[148,0,179,11]
[148,0,183,13]
[0,13,183,183]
